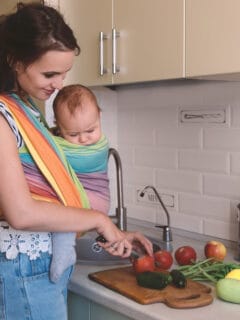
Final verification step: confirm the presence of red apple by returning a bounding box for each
[204,240,227,261]
[174,246,197,265]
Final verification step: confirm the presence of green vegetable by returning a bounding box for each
[136,270,187,290]
[216,278,240,304]
[177,258,240,284]
[170,269,186,288]
[136,271,171,290]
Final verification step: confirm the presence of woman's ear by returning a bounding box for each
[14,61,24,73]
[7,55,23,72]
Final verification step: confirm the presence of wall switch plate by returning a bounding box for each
[180,108,226,123]
[136,188,175,208]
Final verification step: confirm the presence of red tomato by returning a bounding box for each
[132,255,155,274]
[154,250,173,270]
[174,246,197,266]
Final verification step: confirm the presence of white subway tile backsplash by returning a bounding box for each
[231,103,240,127]
[179,193,231,221]
[117,146,134,166]
[127,204,156,223]
[201,81,240,105]
[203,219,237,241]
[204,128,240,150]
[169,211,203,234]
[156,169,201,193]
[156,127,201,148]
[179,150,228,173]
[90,80,240,240]
[203,174,240,199]
[134,106,178,128]
[118,127,155,146]
[117,81,196,108]
[124,165,155,186]
[134,147,177,169]
[230,152,240,174]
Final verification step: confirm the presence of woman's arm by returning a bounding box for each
[0,115,153,257]
[0,116,134,254]
[0,115,97,231]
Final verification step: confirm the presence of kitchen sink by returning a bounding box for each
[75,232,130,265]
[75,231,164,266]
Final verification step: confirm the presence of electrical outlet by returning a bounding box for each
[136,188,174,208]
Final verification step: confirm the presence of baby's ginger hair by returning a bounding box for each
[53,84,101,121]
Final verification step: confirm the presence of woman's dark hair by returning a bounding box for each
[0,2,80,93]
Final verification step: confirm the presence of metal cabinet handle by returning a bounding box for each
[99,32,107,76]
[112,28,120,74]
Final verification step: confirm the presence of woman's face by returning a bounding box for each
[15,50,75,101]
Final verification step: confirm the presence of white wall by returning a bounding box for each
[95,80,240,241]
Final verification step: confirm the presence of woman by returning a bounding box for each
[0,3,152,320]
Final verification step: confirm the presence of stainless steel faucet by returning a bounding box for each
[140,185,173,251]
[108,148,127,231]
[235,203,240,261]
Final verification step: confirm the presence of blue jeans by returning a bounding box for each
[0,252,73,320]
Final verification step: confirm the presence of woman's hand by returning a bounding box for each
[96,215,153,258]
[95,215,132,258]
[98,236,132,258]
[124,231,153,257]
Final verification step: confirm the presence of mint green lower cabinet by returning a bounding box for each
[68,291,90,320]
[91,301,133,320]
[68,291,133,320]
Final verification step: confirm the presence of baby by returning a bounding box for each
[50,84,110,282]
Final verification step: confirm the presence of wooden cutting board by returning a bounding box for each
[89,266,213,308]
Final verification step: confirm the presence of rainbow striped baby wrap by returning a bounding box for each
[53,134,110,213]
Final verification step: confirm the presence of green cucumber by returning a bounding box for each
[216,278,240,304]
[136,271,171,290]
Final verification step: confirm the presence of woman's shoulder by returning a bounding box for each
[0,95,23,148]
[0,96,16,126]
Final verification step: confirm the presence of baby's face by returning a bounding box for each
[57,102,102,146]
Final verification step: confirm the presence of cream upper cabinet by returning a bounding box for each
[58,0,184,86]
[0,0,41,15]
[0,0,19,14]
[112,0,184,85]
[186,0,240,78]
[59,0,112,86]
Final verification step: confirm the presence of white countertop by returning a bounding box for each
[68,221,240,320]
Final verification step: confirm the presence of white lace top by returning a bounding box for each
[0,98,52,260]
[0,222,52,260]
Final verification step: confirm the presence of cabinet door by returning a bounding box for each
[0,0,41,15]
[0,0,18,14]
[68,291,132,320]
[186,0,240,78]
[91,301,133,320]
[113,0,184,84]
[68,291,90,320]
[59,0,112,86]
